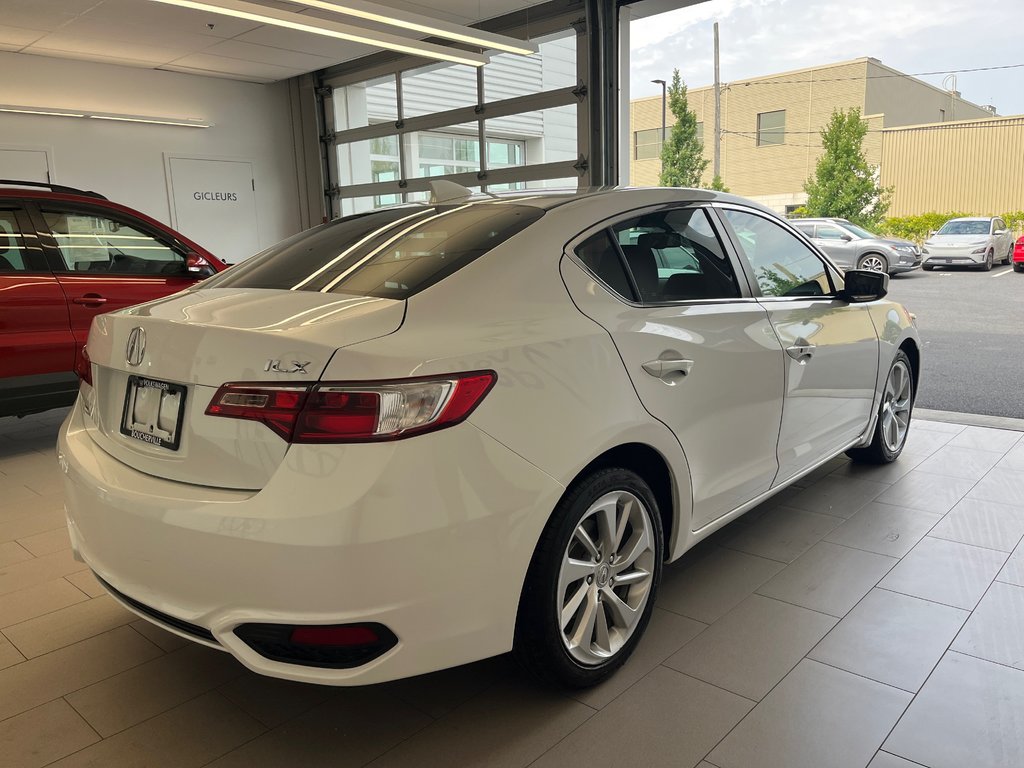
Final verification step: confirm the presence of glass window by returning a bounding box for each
[0,210,30,272]
[792,222,816,237]
[722,209,833,297]
[937,220,990,235]
[816,225,848,240]
[574,231,636,301]
[757,110,786,146]
[205,203,544,300]
[612,207,740,303]
[695,121,704,145]
[634,127,663,160]
[42,210,185,275]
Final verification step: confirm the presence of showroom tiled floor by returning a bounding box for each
[3,410,1024,767]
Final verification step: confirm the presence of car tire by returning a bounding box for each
[513,467,663,689]
[847,350,914,465]
[1015,263,1024,273]
[857,253,888,273]
[1006,246,1014,266]
[922,264,935,271]
[979,251,994,271]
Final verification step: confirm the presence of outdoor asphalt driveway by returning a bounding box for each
[885,264,1023,418]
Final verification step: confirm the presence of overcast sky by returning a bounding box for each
[629,0,1024,116]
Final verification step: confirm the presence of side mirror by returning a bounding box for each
[840,233,852,242]
[929,230,938,237]
[995,229,1008,236]
[838,269,888,303]
[185,252,217,278]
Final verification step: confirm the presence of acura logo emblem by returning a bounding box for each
[126,327,147,367]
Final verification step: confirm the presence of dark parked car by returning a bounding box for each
[0,180,225,417]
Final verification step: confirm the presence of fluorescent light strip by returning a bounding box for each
[278,0,537,56]
[145,0,489,67]
[0,104,209,127]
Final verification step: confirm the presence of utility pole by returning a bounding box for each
[713,22,721,181]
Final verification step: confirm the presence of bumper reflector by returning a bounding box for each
[234,622,398,668]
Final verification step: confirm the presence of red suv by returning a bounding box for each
[1,180,226,418]
[1014,236,1024,273]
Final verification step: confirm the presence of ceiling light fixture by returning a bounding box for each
[0,104,210,128]
[144,0,490,67]
[277,0,537,56]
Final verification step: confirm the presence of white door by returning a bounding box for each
[720,208,879,483]
[561,205,785,530]
[0,149,50,183]
[167,157,259,264]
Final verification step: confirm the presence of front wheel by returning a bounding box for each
[922,264,936,271]
[847,350,914,464]
[979,251,994,271]
[1014,263,1024,273]
[514,468,663,688]
[858,253,888,273]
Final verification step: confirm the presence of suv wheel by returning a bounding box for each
[857,253,888,272]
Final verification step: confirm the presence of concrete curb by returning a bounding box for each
[916,408,1024,433]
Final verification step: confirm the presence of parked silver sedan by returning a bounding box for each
[922,217,1015,271]
[791,218,920,275]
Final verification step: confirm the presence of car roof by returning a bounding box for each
[946,217,992,222]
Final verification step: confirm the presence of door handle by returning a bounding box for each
[72,294,108,306]
[642,358,694,379]
[786,344,815,362]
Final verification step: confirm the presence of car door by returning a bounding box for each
[28,203,199,370]
[561,204,785,530]
[994,218,1012,260]
[718,207,879,484]
[812,224,858,269]
[0,204,75,381]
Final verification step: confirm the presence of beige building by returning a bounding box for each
[630,57,997,214]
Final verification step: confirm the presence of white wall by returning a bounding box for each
[0,52,304,257]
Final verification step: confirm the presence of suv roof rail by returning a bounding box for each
[0,179,108,200]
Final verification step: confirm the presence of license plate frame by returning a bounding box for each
[120,375,187,451]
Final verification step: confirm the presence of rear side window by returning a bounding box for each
[206,203,544,299]
[574,231,636,301]
[0,210,30,271]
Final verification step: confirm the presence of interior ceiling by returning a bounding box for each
[0,0,551,83]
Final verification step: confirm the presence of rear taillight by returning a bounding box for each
[205,371,496,443]
[74,346,93,387]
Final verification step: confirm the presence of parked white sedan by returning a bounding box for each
[58,187,921,688]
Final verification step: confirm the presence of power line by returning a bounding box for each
[727,62,1024,88]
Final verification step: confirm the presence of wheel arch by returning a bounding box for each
[567,442,678,561]
[898,338,920,396]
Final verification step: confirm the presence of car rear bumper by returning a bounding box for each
[58,400,563,685]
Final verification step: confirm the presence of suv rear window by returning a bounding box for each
[205,203,544,299]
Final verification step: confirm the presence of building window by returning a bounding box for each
[757,110,786,146]
[634,127,664,160]
[695,121,703,145]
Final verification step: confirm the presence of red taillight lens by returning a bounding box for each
[205,385,309,440]
[74,346,92,386]
[206,371,496,443]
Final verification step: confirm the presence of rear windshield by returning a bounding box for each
[204,203,544,299]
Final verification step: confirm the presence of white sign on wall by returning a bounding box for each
[0,148,51,183]
[167,156,260,264]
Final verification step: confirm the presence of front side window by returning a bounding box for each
[816,225,848,241]
[206,203,544,300]
[994,219,1005,232]
[612,207,741,302]
[42,210,184,275]
[757,110,786,146]
[723,209,833,297]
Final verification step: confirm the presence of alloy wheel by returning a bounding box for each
[859,255,886,272]
[880,360,912,453]
[557,490,656,666]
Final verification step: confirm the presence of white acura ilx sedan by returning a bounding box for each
[58,187,920,688]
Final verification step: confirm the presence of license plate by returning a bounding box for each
[120,376,187,451]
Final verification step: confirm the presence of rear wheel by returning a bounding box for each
[1014,263,1024,273]
[1006,245,1014,265]
[922,264,935,271]
[857,253,888,273]
[514,468,662,688]
[848,350,914,465]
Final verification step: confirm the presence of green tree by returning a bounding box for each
[708,174,729,192]
[659,70,708,188]
[803,108,890,228]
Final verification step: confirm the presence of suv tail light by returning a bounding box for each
[206,371,496,443]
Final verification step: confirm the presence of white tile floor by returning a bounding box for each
[2,409,1024,767]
